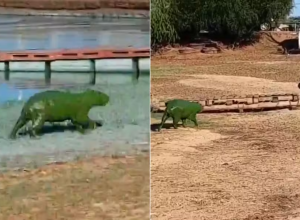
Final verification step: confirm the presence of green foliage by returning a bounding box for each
[151,0,178,47]
[199,0,260,42]
[252,0,293,23]
[151,0,294,48]
[151,0,202,47]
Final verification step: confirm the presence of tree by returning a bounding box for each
[151,0,178,48]
[151,0,202,48]
[151,0,294,48]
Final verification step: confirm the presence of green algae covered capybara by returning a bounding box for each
[9,89,109,139]
[158,99,203,131]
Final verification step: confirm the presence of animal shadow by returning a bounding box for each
[18,121,103,136]
[151,123,181,131]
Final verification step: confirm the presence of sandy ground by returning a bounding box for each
[0,154,149,220]
[151,39,300,220]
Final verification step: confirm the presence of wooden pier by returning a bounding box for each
[0,47,150,85]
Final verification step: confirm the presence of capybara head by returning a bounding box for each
[84,89,109,106]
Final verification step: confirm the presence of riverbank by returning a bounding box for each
[0,7,149,18]
[0,0,149,18]
[0,0,149,10]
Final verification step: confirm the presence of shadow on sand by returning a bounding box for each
[18,121,103,137]
[151,123,185,132]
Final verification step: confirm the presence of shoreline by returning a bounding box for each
[0,7,149,18]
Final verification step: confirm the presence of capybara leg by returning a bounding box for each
[30,115,45,138]
[70,118,85,133]
[78,120,96,129]
[172,116,180,129]
[82,119,98,130]
[94,120,103,127]
[182,119,187,127]
[9,118,28,139]
[158,111,169,132]
[74,123,85,134]
[73,114,94,133]
[87,120,97,129]
[190,114,199,128]
[169,107,182,129]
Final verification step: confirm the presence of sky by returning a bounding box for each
[291,0,300,16]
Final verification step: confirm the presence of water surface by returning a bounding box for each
[0,15,149,50]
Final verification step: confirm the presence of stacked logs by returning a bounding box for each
[151,93,300,113]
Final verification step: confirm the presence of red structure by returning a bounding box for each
[0,47,150,61]
[0,47,150,84]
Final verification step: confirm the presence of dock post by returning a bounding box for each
[89,59,96,85]
[4,61,9,81]
[45,61,51,85]
[132,58,140,83]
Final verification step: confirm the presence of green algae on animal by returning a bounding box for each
[158,99,203,131]
[9,89,109,139]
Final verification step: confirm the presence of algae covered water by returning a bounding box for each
[0,73,150,170]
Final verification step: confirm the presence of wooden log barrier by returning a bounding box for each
[151,93,300,113]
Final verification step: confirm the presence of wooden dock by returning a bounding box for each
[0,47,150,85]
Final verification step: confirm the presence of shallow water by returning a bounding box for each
[0,73,150,170]
[0,15,149,50]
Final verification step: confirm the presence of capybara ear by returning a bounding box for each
[298,83,300,89]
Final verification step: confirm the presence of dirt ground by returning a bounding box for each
[151,34,300,220]
[0,154,149,220]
